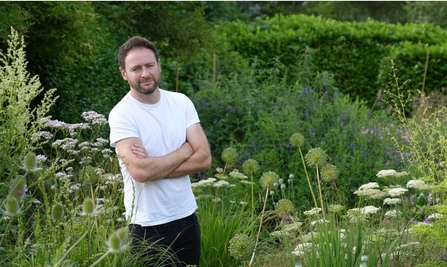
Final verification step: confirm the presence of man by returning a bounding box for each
[108,36,212,266]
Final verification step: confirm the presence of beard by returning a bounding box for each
[129,77,160,95]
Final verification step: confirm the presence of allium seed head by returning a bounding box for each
[24,152,37,171]
[228,233,255,261]
[260,171,280,190]
[290,133,305,148]
[222,147,238,165]
[242,159,259,176]
[276,199,295,219]
[320,164,339,182]
[305,148,328,168]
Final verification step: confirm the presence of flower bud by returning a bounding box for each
[6,196,20,216]
[52,203,65,221]
[107,227,129,252]
[24,152,37,171]
[82,197,95,216]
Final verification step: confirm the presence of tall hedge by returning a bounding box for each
[220,14,447,106]
[377,42,447,98]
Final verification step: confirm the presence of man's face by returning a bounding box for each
[120,47,161,96]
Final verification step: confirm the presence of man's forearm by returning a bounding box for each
[166,147,212,178]
[128,142,193,182]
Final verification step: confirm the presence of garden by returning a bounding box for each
[2,15,447,267]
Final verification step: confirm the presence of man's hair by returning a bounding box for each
[118,36,159,69]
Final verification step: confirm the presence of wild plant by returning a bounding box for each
[382,59,447,260]
[0,27,58,184]
[0,27,134,267]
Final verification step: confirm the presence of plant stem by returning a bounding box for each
[315,166,326,219]
[249,187,269,266]
[90,251,111,267]
[54,230,88,267]
[251,174,255,217]
[298,147,318,209]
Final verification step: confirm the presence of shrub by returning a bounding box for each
[219,14,447,106]
[193,53,405,208]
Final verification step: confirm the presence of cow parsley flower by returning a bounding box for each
[387,188,408,197]
[377,169,408,178]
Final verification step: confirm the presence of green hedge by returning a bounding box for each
[220,14,447,106]
[378,42,447,96]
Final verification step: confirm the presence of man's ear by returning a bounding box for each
[119,67,128,81]
[158,59,162,73]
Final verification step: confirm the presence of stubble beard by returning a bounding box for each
[131,79,160,96]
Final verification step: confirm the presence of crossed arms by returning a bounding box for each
[115,123,212,183]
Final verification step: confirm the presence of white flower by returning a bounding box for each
[303,207,322,216]
[198,178,217,186]
[387,188,408,197]
[427,213,444,220]
[213,180,230,188]
[348,206,381,216]
[310,219,329,228]
[377,169,408,178]
[229,169,248,179]
[406,180,430,190]
[357,182,380,190]
[385,210,402,218]
[283,222,303,232]
[354,188,382,198]
[362,205,381,215]
[383,198,401,205]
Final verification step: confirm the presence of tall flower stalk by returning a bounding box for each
[242,158,259,217]
[290,133,318,210]
[305,147,328,219]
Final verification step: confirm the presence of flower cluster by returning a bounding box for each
[376,169,408,178]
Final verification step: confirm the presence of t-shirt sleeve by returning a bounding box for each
[108,109,139,148]
[184,96,200,128]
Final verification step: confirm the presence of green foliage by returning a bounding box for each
[405,1,447,29]
[220,14,447,106]
[377,42,447,111]
[194,53,404,208]
[382,60,447,260]
[0,27,57,184]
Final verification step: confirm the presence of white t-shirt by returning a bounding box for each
[108,89,199,226]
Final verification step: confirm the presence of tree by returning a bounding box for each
[405,1,447,28]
